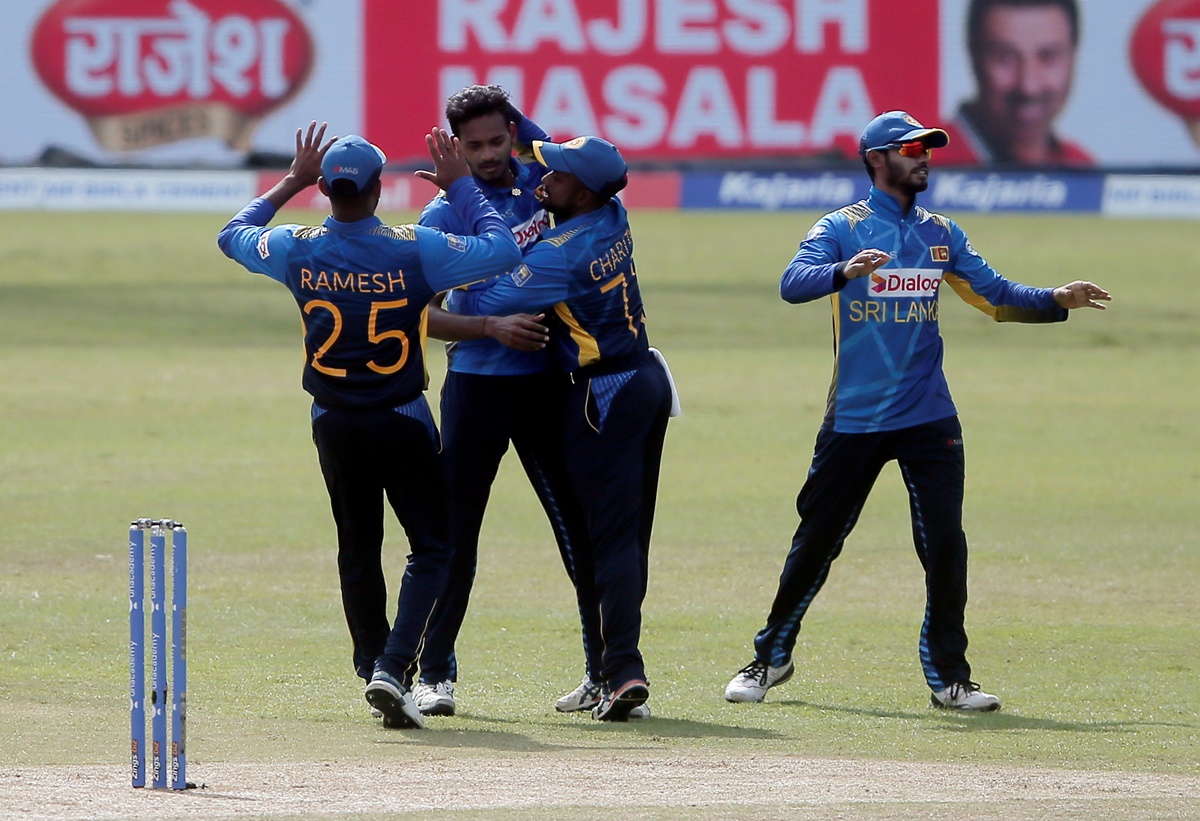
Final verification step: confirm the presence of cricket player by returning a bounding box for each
[412,86,628,718]
[456,136,674,721]
[724,110,1110,712]
[216,122,520,729]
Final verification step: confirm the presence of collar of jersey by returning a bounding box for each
[868,186,919,221]
[322,214,385,232]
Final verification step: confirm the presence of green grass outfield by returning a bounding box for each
[0,208,1197,816]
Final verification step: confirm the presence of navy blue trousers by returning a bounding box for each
[419,371,599,683]
[311,400,451,683]
[565,356,672,689]
[753,416,972,691]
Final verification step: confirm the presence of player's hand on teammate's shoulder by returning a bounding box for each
[843,249,891,280]
[1052,280,1112,310]
[415,127,472,191]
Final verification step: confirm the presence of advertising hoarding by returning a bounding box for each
[1,0,1199,171]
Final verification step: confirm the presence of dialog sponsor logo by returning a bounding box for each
[868,268,942,297]
[31,0,314,153]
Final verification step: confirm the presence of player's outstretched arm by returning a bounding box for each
[1052,280,1111,310]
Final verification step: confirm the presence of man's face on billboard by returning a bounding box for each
[974,5,1076,140]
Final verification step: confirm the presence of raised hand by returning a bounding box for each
[288,121,336,189]
[414,127,472,190]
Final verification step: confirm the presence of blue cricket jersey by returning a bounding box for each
[216,177,521,410]
[420,115,554,376]
[458,197,648,372]
[782,186,1066,434]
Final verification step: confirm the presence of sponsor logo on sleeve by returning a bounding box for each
[446,234,467,252]
[256,230,270,258]
[511,263,532,286]
[868,268,942,297]
[31,0,314,153]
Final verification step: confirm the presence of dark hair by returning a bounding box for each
[967,0,1079,51]
[326,174,380,205]
[444,85,518,136]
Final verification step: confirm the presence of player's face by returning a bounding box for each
[880,148,931,196]
[456,112,517,187]
[536,169,590,220]
[974,6,1076,139]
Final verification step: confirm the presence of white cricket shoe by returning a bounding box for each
[555,676,603,712]
[724,659,795,703]
[930,681,1001,712]
[413,680,456,716]
[556,676,650,718]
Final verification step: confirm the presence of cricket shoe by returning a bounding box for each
[592,679,649,722]
[364,671,425,729]
[413,680,456,716]
[724,659,795,703]
[556,676,649,718]
[930,681,1001,712]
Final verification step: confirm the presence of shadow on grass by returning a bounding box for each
[776,699,1199,732]
[370,714,785,752]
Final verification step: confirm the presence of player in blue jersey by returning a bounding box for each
[409,86,624,719]
[216,122,520,729]
[724,110,1110,712]
[456,135,675,721]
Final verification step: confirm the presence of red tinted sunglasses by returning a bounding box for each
[894,140,931,158]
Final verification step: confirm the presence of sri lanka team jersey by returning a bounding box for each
[458,197,649,372]
[781,185,1066,434]
[419,115,554,376]
[420,157,550,375]
[216,178,520,410]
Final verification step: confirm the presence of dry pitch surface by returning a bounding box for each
[4,754,1199,820]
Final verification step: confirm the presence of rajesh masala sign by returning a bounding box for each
[365,0,940,162]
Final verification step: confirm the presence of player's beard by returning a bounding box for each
[883,154,930,196]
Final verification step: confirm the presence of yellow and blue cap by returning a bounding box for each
[533,136,628,197]
[858,111,949,157]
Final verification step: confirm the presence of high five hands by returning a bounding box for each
[415,128,472,190]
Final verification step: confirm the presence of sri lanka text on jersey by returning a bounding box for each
[847,300,939,323]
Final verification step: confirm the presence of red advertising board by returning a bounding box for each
[365,0,940,163]
[29,0,315,153]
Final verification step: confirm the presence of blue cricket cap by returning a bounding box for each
[532,136,628,196]
[858,111,949,157]
[321,135,386,192]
